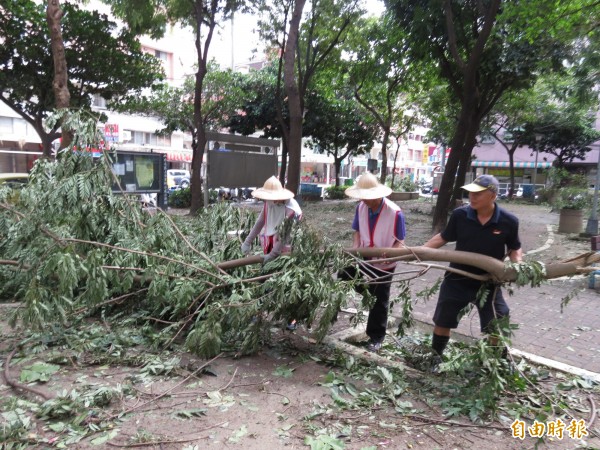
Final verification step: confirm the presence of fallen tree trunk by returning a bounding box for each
[346,247,600,282]
[217,247,600,283]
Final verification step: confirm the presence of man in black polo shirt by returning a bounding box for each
[423,174,523,360]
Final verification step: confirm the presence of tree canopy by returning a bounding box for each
[104,0,249,214]
[385,0,590,232]
[256,0,364,194]
[303,83,378,186]
[343,13,427,184]
[115,61,249,139]
[0,0,163,156]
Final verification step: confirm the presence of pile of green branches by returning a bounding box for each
[0,113,355,358]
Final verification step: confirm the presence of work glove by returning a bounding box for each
[261,252,278,264]
[241,242,252,255]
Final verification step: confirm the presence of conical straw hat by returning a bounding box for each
[345,172,392,200]
[251,176,295,200]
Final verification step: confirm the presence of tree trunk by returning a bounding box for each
[217,248,600,283]
[430,0,502,233]
[379,127,390,183]
[282,0,306,196]
[431,95,480,232]
[190,60,207,215]
[334,157,342,186]
[508,146,516,199]
[189,0,217,215]
[46,0,71,154]
[279,139,289,185]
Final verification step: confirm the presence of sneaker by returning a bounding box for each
[286,320,297,331]
[429,354,443,374]
[367,340,383,353]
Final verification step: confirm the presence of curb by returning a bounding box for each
[323,319,600,383]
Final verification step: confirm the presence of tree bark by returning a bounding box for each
[217,247,600,283]
[282,0,306,196]
[46,0,72,154]
[189,0,217,215]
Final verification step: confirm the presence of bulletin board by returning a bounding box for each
[110,151,167,208]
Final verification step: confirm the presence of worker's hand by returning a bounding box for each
[261,252,277,264]
[241,242,252,255]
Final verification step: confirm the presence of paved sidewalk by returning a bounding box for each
[396,209,600,377]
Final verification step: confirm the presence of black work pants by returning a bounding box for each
[338,265,394,343]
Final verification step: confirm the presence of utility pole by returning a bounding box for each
[532,133,542,201]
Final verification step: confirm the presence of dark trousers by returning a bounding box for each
[338,265,394,342]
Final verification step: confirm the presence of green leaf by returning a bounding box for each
[228,425,248,443]
[272,366,294,378]
[90,429,118,445]
[20,362,60,383]
[304,434,346,450]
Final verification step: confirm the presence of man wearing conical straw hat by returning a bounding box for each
[241,176,303,263]
[341,172,406,352]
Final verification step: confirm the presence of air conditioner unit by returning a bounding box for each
[122,130,132,142]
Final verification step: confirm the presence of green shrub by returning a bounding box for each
[389,176,419,192]
[168,187,191,208]
[325,185,347,200]
[554,187,591,210]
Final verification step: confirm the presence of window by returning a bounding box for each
[502,131,514,143]
[0,117,13,133]
[157,134,171,146]
[145,133,157,145]
[479,134,495,144]
[13,118,27,135]
[155,50,168,61]
[130,131,171,147]
[132,131,144,145]
[93,94,107,109]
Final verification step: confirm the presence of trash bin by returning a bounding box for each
[344,178,354,186]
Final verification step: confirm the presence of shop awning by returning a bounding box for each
[166,151,192,163]
[471,161,552,169]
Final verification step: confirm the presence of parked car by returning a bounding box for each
[0,172,29,188]
[166,169,190,190]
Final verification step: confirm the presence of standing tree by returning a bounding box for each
[0,1,162,157]
[256,0,363,194]
[115,62,249,154]
[303,86,378,186]
[526,111,600,169]
[479,90,537,199]
[344,14,422,184]
[226,61,284,139]
[46,0,72,151]
[482,67,600,197]
[386,0,589,232]
[104,0,247,214]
